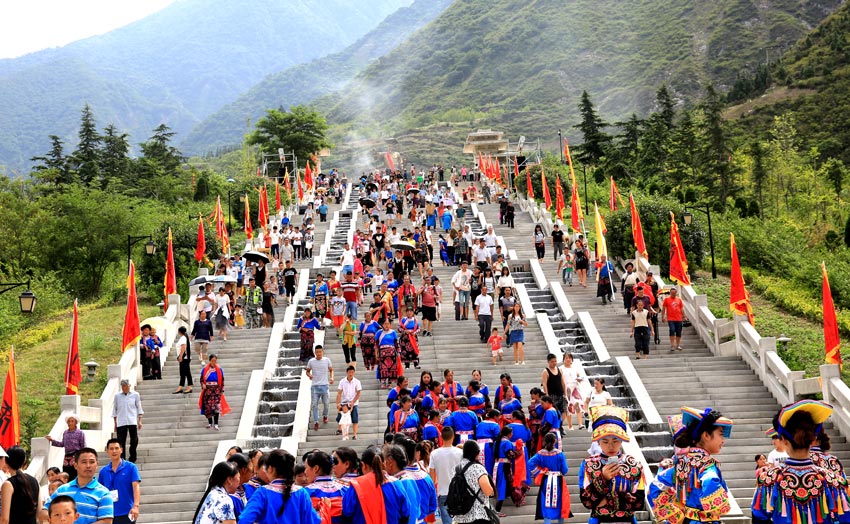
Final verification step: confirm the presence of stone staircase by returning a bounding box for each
[134,198,341,524]
[477,197,850,516]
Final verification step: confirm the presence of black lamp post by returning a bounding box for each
[582,164,589,216]
[682,207,717,279]
[127,235,156,272]
[558,129,564,164]
[226,178,236,234]
[0,281,37,313]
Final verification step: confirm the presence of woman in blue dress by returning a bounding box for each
[238,449,320,524]
[492,425,523,517]
[341,446,413,524]
[376,319,401,389]
[529,433,571,524]
[467,381,487,418]
[296,308,323,364]
[649,406,733,524]
[476,409,502,474]
[310,274,329,319]
[358,312,380,371]
[304,451,346,524]
[765,400,850,524]
[392,396,421,441]
[498,386,523,425]
[579,405,644,524]
[446,396,479,444]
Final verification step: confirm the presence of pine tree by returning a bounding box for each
[700,85,732,210]
[750,140,767,218]
[100,124,131,190]
[573,91,611,166]
[31,135,72,186]
[72,104,101,186]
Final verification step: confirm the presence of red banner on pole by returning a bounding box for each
[65,300,82,395]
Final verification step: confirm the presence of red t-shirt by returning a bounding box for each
[663,297,684,321]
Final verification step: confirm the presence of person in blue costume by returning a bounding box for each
[238,449,321,524]
[310,274,330,319]
[476,409,502,474]
[331,447,361,488]
[422,411,442,445]
[508,410,533,481]
[420,381,441,414]
[393,438,438,524]
[383,445,421,523]
[387,376,409,408]
[440,369,464,411]
[492,425,517,517]
[766,400,850,524]
[304,451,346,524]
[539,395,562,451]
[296,308,323,364]
[358,312,381,371]
[529,433,571,524]
[467,380,487,418]
[446,396,479,445]
[498,386,523,425]
[465,369,491,403]
[411,371,433,413]
[649,406,733,524]
[494,373,522,404]
[649,414,692,524]
[392,396,421,441]
[376,319,401,388]
[579,405,644,524]
[341,446,413,524]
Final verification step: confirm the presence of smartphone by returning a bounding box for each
[604,455,621,465]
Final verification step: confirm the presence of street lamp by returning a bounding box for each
[127,235,156,272]
[558,129,564,164]
[582,164,589,216]
[682,206,717,279]
[777,334,792,350]
[226,178,236,234]
[0,280,37,313]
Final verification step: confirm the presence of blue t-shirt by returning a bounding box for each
[44,477,114,524]
[97,460,141,516]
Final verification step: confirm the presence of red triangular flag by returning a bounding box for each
[297,171,304,202]
[194,214,206,263]
[668,213,691,285]
[729,234,754,326]
[570,184,581,233]
[0,347,20,449]
[305,162,314,190]
[610,177,624,211]
[554,176,566,220]
[630,194,648,259]
[258,186,269,231]
[540,166,552,211]
[283,167,292,197]
[65,300,82,395]
[164,228,177,310]
[823,262,842,366]
[122,261,142,353]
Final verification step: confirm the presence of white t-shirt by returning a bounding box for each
[768,449,788,466]
[341,249,356,267]
[472,246,489,263]
[270,232,280,245]
[429,447,463,496]
[452,269,472,291]
[338,377,362,407]
[587,389,612,408]
[483,233,498,248]
[474,294,494,316]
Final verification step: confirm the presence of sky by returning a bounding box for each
[0,0,177,59]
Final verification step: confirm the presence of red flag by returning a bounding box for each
[564,139,578,188]
[0,347,20,449]
[478,152,485,178]
[283,167,292,197]
[630,194,648,259]
[258,186,269,231]
[275,181,282,212]
[256,166,262,177]
[65,299,82,395]
[244,196,253,240]
[610,177,624,211]
[194,214,206,263]
[554,176,566,220]
[211,196,225,240]
[296,171,304,202]
[823,262,842,366]
[164,228,177,310]
[540,166,552,210]
[668,213,691,285]
[305,162,313,190]
[122,261,142,353]
[729,233,754,326]
[386,152,395,171]
[495,158,503,186]
[570,184,581,233]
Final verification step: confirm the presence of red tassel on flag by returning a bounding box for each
[729,233,755,326]
[65,300,82,395]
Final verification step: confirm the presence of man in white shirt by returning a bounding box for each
[336,366,362,439]
[113,379,144,463]
[306,345,334,431]
[430,426,463,524]
[474,284,494,343]
[270,226,281,259]
[451,261,473,320]
[483,225,498,258]
[340,242,356,275]
[472,238,490,272]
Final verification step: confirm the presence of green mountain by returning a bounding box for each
[727,3,850,164]
[319,0,842,166]
[0,0,411,171]
[181,0,454,155]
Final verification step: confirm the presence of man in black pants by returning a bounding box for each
[551,224,565,261]
[113,379,144,463]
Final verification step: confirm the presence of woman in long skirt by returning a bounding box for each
[297,308,322,363]
[398,308,420,369]
[529,433,571,524]
[358,312,380,371]
[376,319,400,388]
[199,355,231,431]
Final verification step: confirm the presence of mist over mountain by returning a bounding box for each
[181,0,454,155]
[0,0,411,171]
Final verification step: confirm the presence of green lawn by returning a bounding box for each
[1,303,160,442]
[691,271,850,381]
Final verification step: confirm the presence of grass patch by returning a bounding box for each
[692,271,850,382]
[0,303,159,441]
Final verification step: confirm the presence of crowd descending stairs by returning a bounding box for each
[134,198,341,524]
[476,193,850,517]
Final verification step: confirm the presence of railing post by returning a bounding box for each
[758,333,774,381]
[821,364,841,404]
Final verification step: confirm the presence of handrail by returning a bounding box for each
[513,283,537,320]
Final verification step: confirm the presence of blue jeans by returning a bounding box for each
[311,385,329,423]
[437,495,451,524]
[345,301,358,320]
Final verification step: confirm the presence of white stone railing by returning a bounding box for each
[339,183,353,211]
[513,283,537,321]
[27,293,184,483]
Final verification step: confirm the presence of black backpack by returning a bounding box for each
[446,462,480,516]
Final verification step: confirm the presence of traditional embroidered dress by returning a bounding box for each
[529,448,572,521]
[376,329,400,381]
[751,464,780,524]
[447,409,479,445]
[198,364,231,418]
[768,457,850,524]
[651,448,730,524]
[393,408,421,441]
[441,381,463,412]
[476,419,501,474]
[528,399,545,452]
[336,472,360,488]
[493,438,517,504]
[399,316,420,368]
[306,476,346,524]
[297,316,322,362]
[579,454,644,524]
[312,281,329,318]
[398,466,438,524]
[499,398,523,424]
[422,422,441,445]
[542,407,562,451]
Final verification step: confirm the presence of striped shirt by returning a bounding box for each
[44,477,114,524]
[341,279,360,302]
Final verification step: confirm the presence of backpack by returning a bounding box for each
[446,462,479,517]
